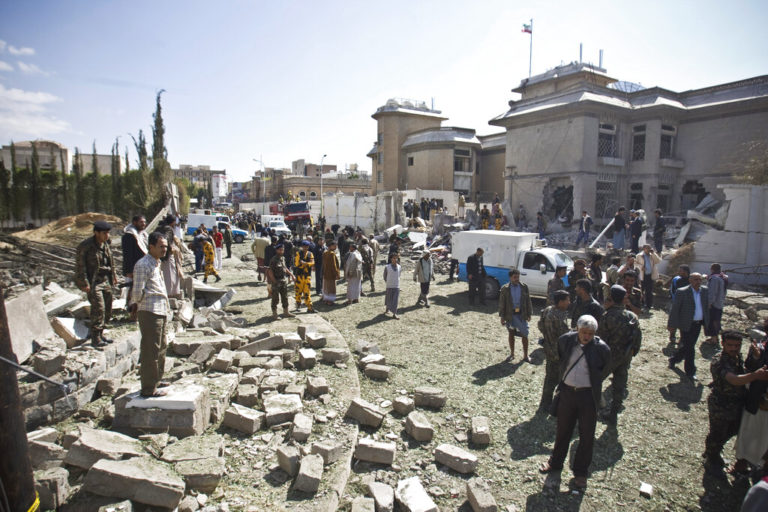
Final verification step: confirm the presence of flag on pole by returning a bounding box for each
[521,23,532,34]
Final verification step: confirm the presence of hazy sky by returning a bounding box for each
[1,0,766,182]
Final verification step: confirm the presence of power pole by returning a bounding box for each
[0,286,36,511]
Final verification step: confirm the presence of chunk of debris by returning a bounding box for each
[395,477,438,512]
[434,443,478,474]
[405,411,434,442]
[414,387,446,409]
[368,481,395,512]
[354,438,396,465]
[467,478,498,512]
[83,457,185,509]
[311,440,344,465]
[293,453,324,493]
[346,398,385,428]
[471,416,491,446]
[223,403,265,434]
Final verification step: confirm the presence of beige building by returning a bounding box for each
[489,63,768,222]
[291,159,337,177]
[173,164,226,187]
[250,167,371,202]
[76,152,124,176]
[1,140,69,173]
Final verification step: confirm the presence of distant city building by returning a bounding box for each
[291,159,338,177]
[1,140,70,173]
[75,152,123,176]
[211,173,228,202]
[173,164,226,188]
[249,165,371,203]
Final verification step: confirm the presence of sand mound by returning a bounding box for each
[14,212,124,246]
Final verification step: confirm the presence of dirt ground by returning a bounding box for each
[218,240,755,511]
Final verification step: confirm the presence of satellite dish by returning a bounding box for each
[609,81,645,93]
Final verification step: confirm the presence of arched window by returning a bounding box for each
[309,191,317,198]
[299,191,306,197]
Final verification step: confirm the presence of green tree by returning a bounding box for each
[60,148,68,215]
[91,141,100,212]
[131,129,149,173]
[152,89,170,185]
[10,142,22,220]
[30,142,42,220]
[111,138,122,215]
[0,158,10,223]
[74,147,85,213]
[48,146,61,219]
[733,140,768,185]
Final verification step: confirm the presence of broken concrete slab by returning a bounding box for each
[223,403,265,434]
[466,479,498,512]
[277,444,300,476]
[311,440,344,465]
[291,413,313,442]
[321,347,350,363]
[414,387,446,409]
[210,348,234,372]
[35,467,69,511]
[306,332,327,348]
[392,396,415,416]
[171,335,234,356]
[160,434,224,462]
[368,481,395,512]
[346,398,385,428]
[235,384,260,407]
[364,364,391,381]
[264,393,303,426]
[395,477,438,512]
[275,331,303,350]
[297,325,308,340]
[298,348,317,369]
[96,378,120,396]
[175,456,225,493]
[83,457,185,509]
[405,411,434,442]
[28,440,66,470]
[113,381,211,437]
[354,438,396,465]
[285,383,306,398]
[241,334,285,355]
[31,349,66,377]
[352,496,376,512]
[28,427,58,444]
[189,343,217,365]
[63,427,145,469]
[293,453,324,494]
[6,285,54,362]
[471,416,491,446]
[359,353,386,368]
[434,443,478,474]
[50,317,90,347]
[43,282,82,316]
[306,376,330,396]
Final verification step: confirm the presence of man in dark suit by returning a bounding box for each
[629,210,643,253]
[667,272,709,380]
[466,247,487,305]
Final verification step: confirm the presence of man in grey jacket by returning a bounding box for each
[705,263,727,345]
[668,273,709,380]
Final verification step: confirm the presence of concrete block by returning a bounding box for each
[414,387,446,409]
[284,383,306,398]
[96,378,120,396]
[178,300,194,326]
[264,393,303,425]
[171,335,233,356]
[83,457,185,509]
[178,495,199,512]
[298,348,317,369]
[42,282,81,316]
[113,381,211,437]
[291,413,313,442]
[392,396,415,416]
[306,376,329,396]
[68,300,91,319]
[354,339,380,355]
[28,427,58,444]
[368,481,395,512]
[235,384,260,407]
[96,500,133,512]
[63,426,144,469]
[245,328,270,342]
[311,440,344,465]
[306,332,327,348]
[211,348,234,372]
[223,403,265,434]
[50,317,90,347]
[354,438,396,465]
[241,367,266,385]
[160,434,223,462]
[241,335,285,355]
[259,372,295,394]
[278,331,303,350]
[471,416,491,446]
[175,456,225,493]
[189,343,217,365]
[434,443,478,474]
[346,398,385,428]
[297,325,308,340]
[28,440,66,470]
[364,364,391,381]
[7,285,54,362]
[277,444,301,476]
[359,353,386,368]
[352,496,376,512]
[395,477,437,512]
[31,349,66,377]
[321,347,349,363]
[293,453,324,494]
[405,411,434,442]
[467,479,498,512]
[35,467,69,511]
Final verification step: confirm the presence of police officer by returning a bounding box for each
[75,221,117,347]
[538,289,571,411]
[294,240,315,312]
[597,285,642,425]
[267,244,296,320]
[703,331,768,478]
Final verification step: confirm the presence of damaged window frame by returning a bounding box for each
[632,124,646,161]
[660,124,677,159]
[598,123,618,157]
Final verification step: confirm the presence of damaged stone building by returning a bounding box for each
[489,62,768,223]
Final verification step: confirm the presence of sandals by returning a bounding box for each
[140,389,168,398]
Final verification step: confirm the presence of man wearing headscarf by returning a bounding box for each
[413,250,435,307]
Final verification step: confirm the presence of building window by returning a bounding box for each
[454,149,470,173]
[408,156,414,166]
[629,182,644,210]
[595,173,617,218]
[660,124,676,159]
[657,183,670,211]
[377,171,383,184]
[378,133,383,145]
[598,123,617,157]
[377,153,383,164]
[310,191,317,198]
[632,125,646,161]
[298,191,306,197]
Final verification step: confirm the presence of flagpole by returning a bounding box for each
[528,18,533,78]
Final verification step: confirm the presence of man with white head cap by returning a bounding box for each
[413,249,435,307]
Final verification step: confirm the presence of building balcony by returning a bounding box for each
[598,156,625,167]
[660,158,685,169]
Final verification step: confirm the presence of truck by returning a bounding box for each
[186,212,248,243]
[452,230,574,299]
[269,201,312,230]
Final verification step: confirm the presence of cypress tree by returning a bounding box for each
[48,147,60,219]
[91,141,100,212]
[0,158,10,224]
[60,148,68,215]
[10,141,21,221]
[74,147,85,213]
[111,138,122,215]
[30,141,41,220]
[151,89,170,184]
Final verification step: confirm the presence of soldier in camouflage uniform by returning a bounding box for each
[704,331,768,478]
[597,285,642,425]
[546,266,567,306]
[538,289,571,411]
[620,270,643,316]
[75,221,117,348]
[267,244,296,320]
